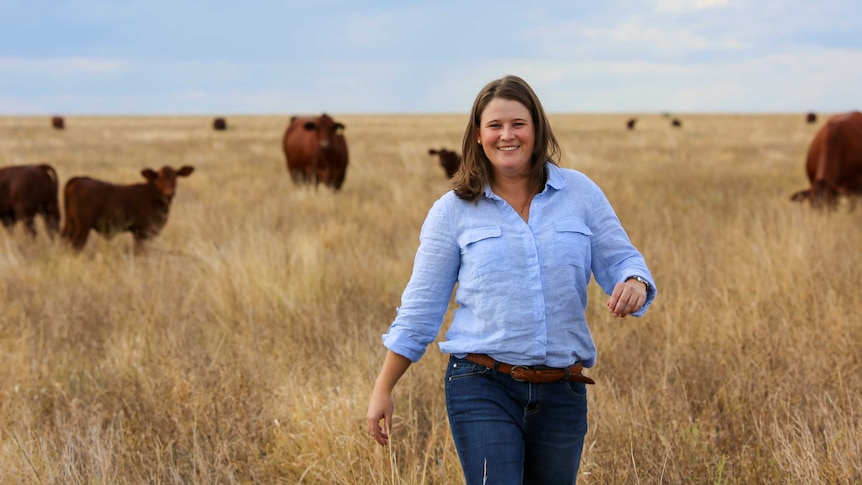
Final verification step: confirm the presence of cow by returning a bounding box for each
[0,164,60,237]
[671,118,683,128]
[626,118,637,130]
[790,111,862,208]
[61,165,194,251]
[806,112,817,124]
[428,148,461,178]
[282,113,348,191]
[213,117,227,131]
[52,116,65,129]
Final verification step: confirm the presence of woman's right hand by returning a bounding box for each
[366,387,394,446]
[366,350,412,446]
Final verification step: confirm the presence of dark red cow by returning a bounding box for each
[806,112,817,124]
[428,148,461,178]
[791,111,862,207]
[282,113,349,190]
[671,118,683,128]
[52,116,65,129]
[213,117,227,131]
[626,118,637,130]
[0,164,60,237]
[61,165,194,250]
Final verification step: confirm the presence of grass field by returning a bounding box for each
[0,113,860,484]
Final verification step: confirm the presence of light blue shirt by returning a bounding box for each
[382,162,657,368]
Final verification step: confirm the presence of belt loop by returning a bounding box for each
[492,359,500,373]
[564,366,571,380]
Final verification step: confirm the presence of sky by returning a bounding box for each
[1,0,860,115]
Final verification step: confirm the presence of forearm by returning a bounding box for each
[373,350,412,393]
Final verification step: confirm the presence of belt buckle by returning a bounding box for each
[509,365,528,382]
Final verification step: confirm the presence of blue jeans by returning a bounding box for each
[445,355,588,485]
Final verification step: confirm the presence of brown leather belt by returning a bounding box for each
[464,353,595,385]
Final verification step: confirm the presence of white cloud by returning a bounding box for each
[0,57,127,76]
[652,0,730,11]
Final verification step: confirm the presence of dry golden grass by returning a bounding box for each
[0,112,860,484]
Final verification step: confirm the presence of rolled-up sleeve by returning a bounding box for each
[382,198,460,362]
[587,186,657,316]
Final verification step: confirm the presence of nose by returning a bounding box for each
[500,125,515,139]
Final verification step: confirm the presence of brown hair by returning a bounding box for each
[452,75,560,201]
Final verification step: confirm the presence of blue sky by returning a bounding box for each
[1,0,860,115]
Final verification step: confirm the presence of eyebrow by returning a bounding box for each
[483,117,530,125]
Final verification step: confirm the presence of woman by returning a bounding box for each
[366,75,657,484]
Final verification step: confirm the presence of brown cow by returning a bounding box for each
[671,118,683,128]
[282,113,348,190]
[806,112,817,124]
[61,165,194,250]
[213,117,227,130]
[428,148,461,178]
[626,118,637,130]
[51,116,65,129]
[791,111,862,207]
[0,164,60,237]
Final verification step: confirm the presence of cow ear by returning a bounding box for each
[335,123,345,131]
[141,169,158,181]
[303,121,316,130]
[177,165,195,177]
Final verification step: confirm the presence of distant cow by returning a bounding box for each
[626,118,637,130]
[790,111,862,207]
[428,148,461,178]
[0,164,60,237]
[51,116,65,129]
[282,113,348,190]
[61,165,195,250]
[213,117,227,131]
[671,118,683,128]
[806,112,817,124]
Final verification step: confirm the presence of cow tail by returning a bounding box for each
[37,164,62,234]
[39,164,59,190]
[61,178,79,240]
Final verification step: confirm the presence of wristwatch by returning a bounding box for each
[625,275,650,291]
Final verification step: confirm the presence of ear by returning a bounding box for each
[177,165,195,177]
[334,122,345,131]
[303,121,316,131]
[141,169,158,181]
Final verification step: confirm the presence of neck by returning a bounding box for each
[491,174,534,222]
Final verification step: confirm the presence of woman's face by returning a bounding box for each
[477,97,535,179]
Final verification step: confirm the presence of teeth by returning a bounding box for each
[499,146,518,151]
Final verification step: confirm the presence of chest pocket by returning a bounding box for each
[458,225,511,276]
[554,220,592,268]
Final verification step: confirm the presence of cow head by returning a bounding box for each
[141,165,195,200]
[303,114,345,150]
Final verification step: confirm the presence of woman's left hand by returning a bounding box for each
[607,280,647,318]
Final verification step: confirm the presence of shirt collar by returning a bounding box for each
[483,161,566,198]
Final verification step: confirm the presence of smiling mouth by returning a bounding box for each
[498,146,519,151]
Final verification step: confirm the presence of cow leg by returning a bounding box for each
[132,232,149,254]
[12,204,38,237]
[63,221,90,250]
[0,213,14,231]
[41,204,61,237]
[43,212,61,238]
[21,216,38,237]
[289,168,304,185]
[71,229,90,250]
